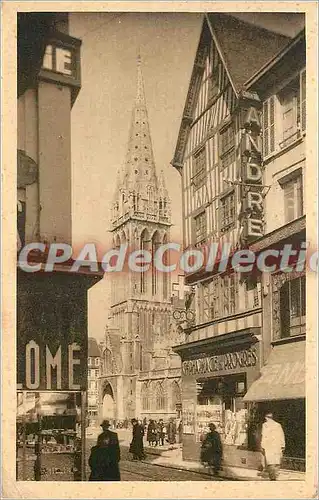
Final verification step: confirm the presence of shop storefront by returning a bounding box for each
[174,328,263,469]
[243,338,305,471]
[17,391,84,481]
[16,269,101,481]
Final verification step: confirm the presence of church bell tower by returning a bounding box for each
[100,55,173,420]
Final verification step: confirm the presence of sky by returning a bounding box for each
[69,12,305,340]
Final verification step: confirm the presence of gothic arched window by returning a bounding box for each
[148,186,154,212]
[159,199,163,216]
[171,381,181,411]
[155,382,165,411]
[140,229,149,294]
[141,382,149,411]
[151,231,160,296]
[162,233,168,299]
[103,348,115,375]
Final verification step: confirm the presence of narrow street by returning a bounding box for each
[85,436,222,481]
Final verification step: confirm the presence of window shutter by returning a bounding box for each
[263,100,269,156]
[269,96,275,152]
[300,70,306,132]
[263,96,275,156]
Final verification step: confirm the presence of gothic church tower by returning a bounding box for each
[100,56,181,421]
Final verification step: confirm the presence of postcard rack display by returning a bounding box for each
[16,391,85,481]
[195,376,249,445]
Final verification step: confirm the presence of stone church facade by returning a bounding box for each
[99,56,183,422]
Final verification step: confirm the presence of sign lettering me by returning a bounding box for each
[17,341,83,391]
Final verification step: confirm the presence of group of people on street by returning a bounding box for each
[88,411,286,482]
[146,418,180,449]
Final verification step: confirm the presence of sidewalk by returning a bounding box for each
[88,428,305,481]
[115,429,305,481]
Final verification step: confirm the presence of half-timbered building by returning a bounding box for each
[171,13,294,468]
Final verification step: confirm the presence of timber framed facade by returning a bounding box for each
[172,13,306,471]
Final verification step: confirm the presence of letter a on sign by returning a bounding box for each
[244,107,261,131]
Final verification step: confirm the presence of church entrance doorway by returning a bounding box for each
[102,382,116,421]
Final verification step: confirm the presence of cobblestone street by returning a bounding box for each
[85,436,220,481]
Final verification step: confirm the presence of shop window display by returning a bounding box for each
[196,375,249,446]
[16,391,84,481]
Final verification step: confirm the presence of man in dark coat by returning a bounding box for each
[147,420,156,446]
[200,423,223,476]
[129,418,145,460]
[88,420,121,481]
[158,419,165,446]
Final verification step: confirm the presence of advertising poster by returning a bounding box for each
[195,404,223,443]
[182,403,196,434]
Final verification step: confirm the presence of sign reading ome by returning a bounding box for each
[17,341,84,391]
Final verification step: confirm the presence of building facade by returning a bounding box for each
[171,13,305,471]
[87,338,102,427]
[99,57,184,422]
[243,29,306,471]
[16,14,102,481]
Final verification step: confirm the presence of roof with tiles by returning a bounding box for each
[206,13,291,94]
[88,337,101,357]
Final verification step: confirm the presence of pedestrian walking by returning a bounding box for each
[167,418,177,449]
[200,423,223,476]
[177,419,183,444]
[147,419,157,446]
[261,412,285,481]
[129,418,145,460]
[158,419,165,446]
[88,420,121,481]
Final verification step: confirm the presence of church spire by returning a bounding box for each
[111,54,171,229]
[136,52,145,105]
[122,53,157,190]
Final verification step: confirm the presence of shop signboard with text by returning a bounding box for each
[17,276,88,391]
[182,345,258,377]
[17,274,88,481]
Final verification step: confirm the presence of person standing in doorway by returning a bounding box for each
[261,412,285,481]
[200,423,223,476]
[129,418,145,460]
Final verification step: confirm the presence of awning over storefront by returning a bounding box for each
[243,340,305,401]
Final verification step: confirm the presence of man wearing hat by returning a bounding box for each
[261,412,285,481]
[88,420,121,481]
[98,420,120,448]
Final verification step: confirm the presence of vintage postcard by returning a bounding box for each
[1,1,318,499]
